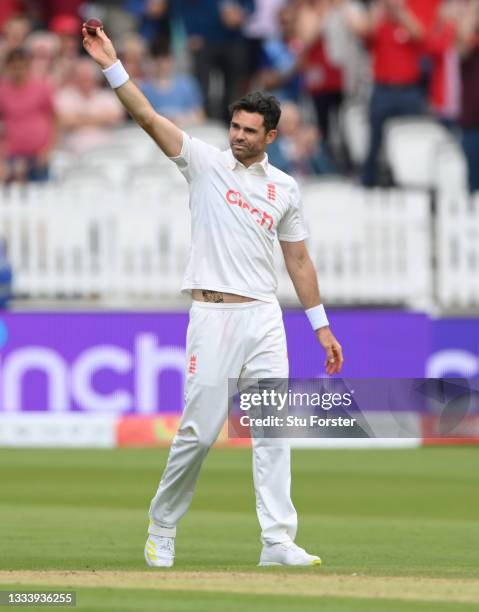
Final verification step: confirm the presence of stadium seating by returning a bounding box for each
[384,118,454,189]
[433,140,468,192]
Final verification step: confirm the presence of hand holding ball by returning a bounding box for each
[82,18,118,71]
[84,19,104,36]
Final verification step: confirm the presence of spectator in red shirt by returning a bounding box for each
[0,14,31,67]
[25,31,60,81]
[0,1,23,31]
[0,48,56,183]
[409,0,441,29]
[47,0,83,19]
[28,0,83,25]
[305,37,344,133]
[298,0,346,169]
[345,0,425,186]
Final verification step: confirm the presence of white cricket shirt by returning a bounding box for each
[170,131,309,302]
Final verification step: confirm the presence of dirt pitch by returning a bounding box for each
[0,571,477,605]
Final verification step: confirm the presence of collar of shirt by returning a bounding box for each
[225,148,269,175]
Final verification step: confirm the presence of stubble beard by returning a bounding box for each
[231,143,263,165]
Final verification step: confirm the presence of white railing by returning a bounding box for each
[285,182,432,308]
[0,180,434,308]
[436,190,479,309]
[0,181,191,299]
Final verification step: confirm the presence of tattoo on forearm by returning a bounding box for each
[202,290,224,303]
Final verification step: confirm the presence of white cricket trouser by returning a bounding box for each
[148,299,297,545]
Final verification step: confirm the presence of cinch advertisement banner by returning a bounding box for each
[0,311,431,414]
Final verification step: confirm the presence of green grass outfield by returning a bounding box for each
[0,447,478,611]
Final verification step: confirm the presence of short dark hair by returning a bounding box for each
[5,47,28,64]
[229,92,281,133]
[150,37,171,58]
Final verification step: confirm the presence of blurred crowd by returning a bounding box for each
[1,0,479,190]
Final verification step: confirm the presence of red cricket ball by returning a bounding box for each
[85,18,103,36]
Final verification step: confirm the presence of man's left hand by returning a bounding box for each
[317,327,344,375]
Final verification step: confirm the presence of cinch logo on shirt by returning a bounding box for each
[226,189,274,232]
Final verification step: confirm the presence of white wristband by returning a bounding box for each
[102,59,129,89]
[305,304,329,331]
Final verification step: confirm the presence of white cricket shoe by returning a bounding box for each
[144,534,175,568]
[258,541,322,567]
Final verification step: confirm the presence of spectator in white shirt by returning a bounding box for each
[55,58,125,155]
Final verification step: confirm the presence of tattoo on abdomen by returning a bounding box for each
[202,290,224,303]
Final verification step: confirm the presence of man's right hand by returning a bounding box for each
[82,25,118,70]
[81,23,183,158]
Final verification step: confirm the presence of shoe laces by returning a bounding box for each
[280,541,305,554]
[151,536,174,553]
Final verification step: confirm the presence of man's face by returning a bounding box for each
[154,55,173,78]
[75,61,98,94]
[229,110,277,164]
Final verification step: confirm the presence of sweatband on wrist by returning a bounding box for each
[102,60,129,89]
[305,304,329,331]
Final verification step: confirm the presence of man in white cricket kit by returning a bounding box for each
[83,24,344,568]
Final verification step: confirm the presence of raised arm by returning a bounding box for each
[82,25,182,158]
[280,239,344,375]
[341,0,374,39]
[342,0,422,42]
[385,0,423,41]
